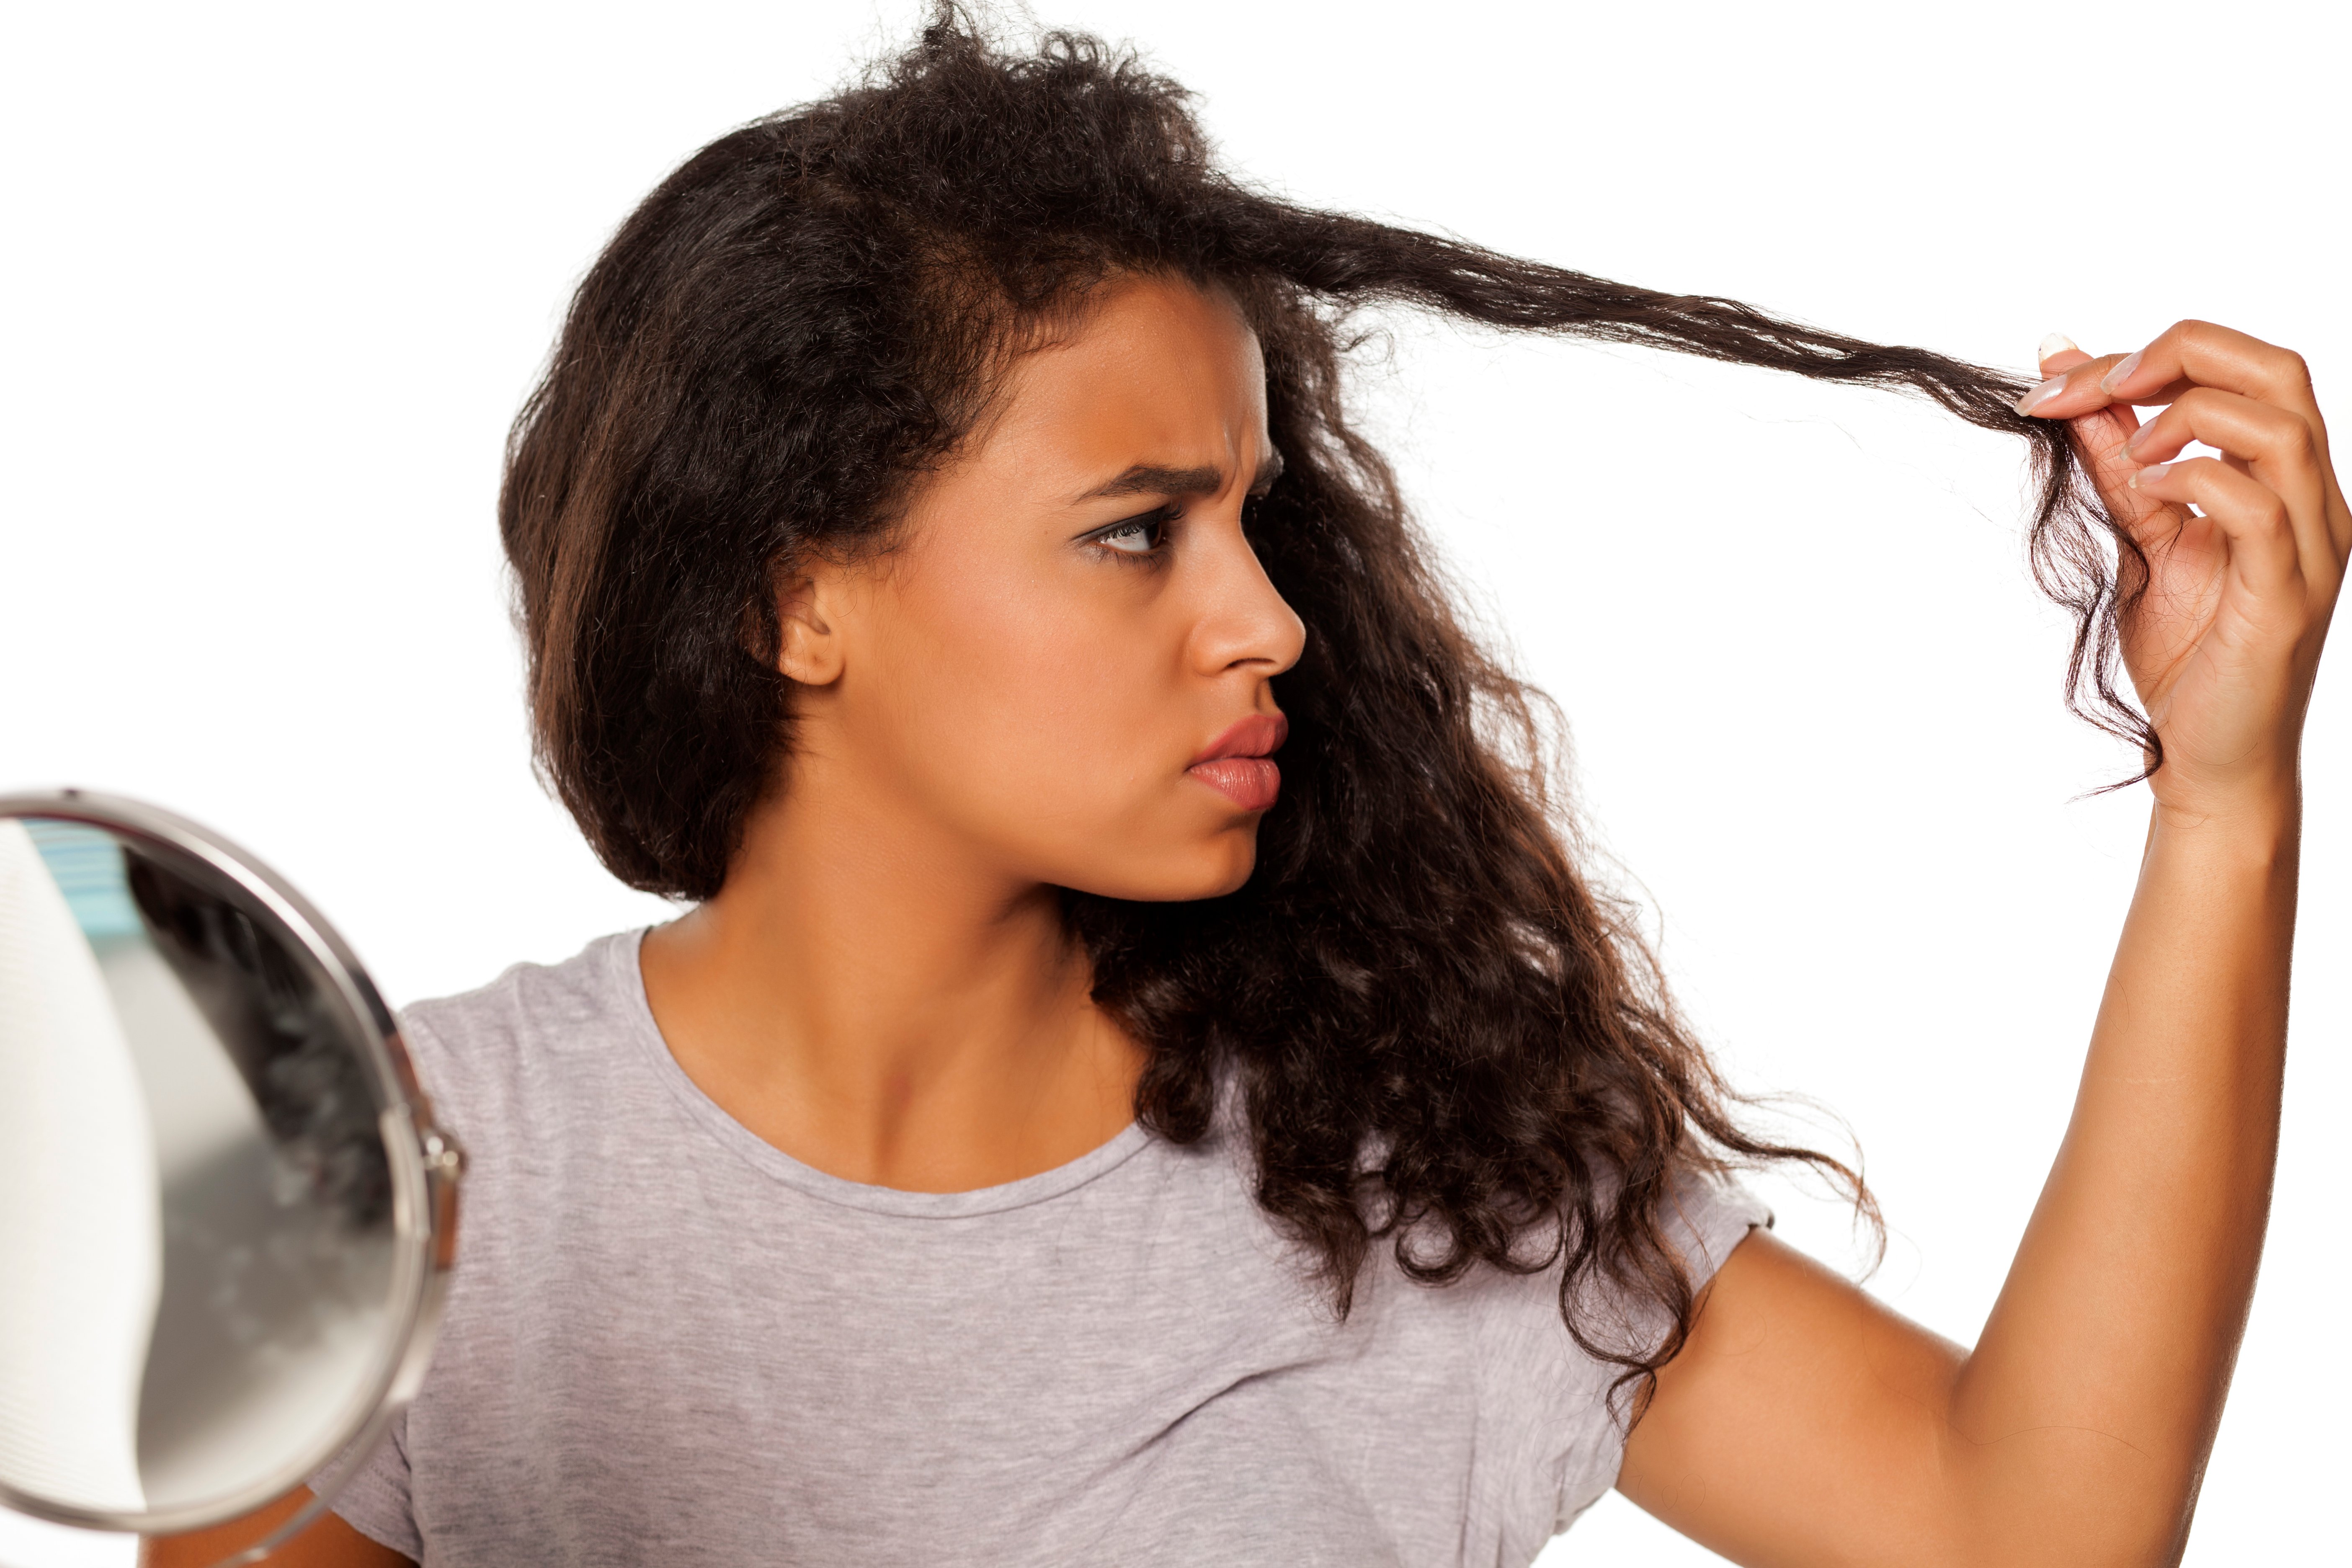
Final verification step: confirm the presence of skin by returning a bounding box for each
[150,294,2339,1567]
[637,277,1299,1192]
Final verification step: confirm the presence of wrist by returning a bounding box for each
[2148,745,2300,823]
[2146,774,2300,865]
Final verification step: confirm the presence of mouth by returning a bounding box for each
[1186,713,1288,813]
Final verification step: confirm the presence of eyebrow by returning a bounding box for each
[1075,448,1285,503]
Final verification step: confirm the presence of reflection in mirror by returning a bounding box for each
[0,818,396,1522]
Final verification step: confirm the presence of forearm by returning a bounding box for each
[1625,323,2337,1568]
[1945,781,2300,1563]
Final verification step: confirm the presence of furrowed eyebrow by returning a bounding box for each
[1076,464,1223,503]
[1075,448,1287,504]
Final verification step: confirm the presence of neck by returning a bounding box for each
[638,751,1144,1192]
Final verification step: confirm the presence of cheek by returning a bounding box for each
[876,560,1176,835]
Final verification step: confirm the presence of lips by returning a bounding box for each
[1186,714,1288,812]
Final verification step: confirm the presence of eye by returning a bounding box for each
[1088,507,1174,558]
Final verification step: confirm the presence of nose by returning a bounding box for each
[1186,512,1306,680]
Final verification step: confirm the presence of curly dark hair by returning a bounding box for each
[500,8,2142,1400]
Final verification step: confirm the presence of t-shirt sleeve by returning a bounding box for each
[1663,1171,1774,1293]
[313,1389,425,1559]
[307,998,495,1563]
[1534,1171,1773,1538]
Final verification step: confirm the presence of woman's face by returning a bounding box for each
[778,273,1306,902]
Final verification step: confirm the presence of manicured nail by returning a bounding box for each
[2099,350,2143,394]
[2015,375,2067,415]
[2037,332,2078,364]
[2127,462,2173,491]
[2123,421,2151,454]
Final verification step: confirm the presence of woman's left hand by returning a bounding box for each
[2018,322,2345,816]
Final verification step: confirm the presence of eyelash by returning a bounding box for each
[1089,505,1179,562]
[1084,493,1273,565]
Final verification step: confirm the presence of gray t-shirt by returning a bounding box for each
[330,931,1765,1566]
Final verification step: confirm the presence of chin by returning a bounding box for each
[1194,856,1257,901]
[1070,828,1261,904]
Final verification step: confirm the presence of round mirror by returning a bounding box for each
[0,789,459,1550]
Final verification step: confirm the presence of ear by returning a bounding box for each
[773,560,849,686]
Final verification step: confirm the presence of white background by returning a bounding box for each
[2,1,2344,1562]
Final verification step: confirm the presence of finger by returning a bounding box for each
[2123,387,2324,490]
[2021,323,2349,563]
[2129,456,2303,596]
[2037,334,2093,375]
[2122,387,2333,584]
[2016,351,2134,421]
[2033,335,2172,528]
[2074,405,2187,544]
[2100,321,2328,456]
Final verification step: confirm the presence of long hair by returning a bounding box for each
[500,9,2142,1400]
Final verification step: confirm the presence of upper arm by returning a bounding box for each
[142,1488,414,1568]
[1615,1228,1972,1568]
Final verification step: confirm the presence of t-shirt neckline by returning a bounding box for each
[606,926,1155,1218]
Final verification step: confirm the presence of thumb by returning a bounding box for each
[2037,334,2179,543]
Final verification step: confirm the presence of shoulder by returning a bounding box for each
[1338,1166,1771,1407]
[394,929,650,1153]
[1388,1168,1768,1339]
[400,929,640,1057]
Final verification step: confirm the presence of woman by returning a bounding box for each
[155,14,2340,1567]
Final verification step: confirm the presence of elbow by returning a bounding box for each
[1939,1428,2201,1568]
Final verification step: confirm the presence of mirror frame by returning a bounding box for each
[0,787,462,1550]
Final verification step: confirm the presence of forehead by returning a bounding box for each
[969,275,1270,487]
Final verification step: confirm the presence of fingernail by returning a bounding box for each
[2015,375,2067,415]
[2126,462,2172,491]
[2123,421,2150,454]
[2099,350,2143,394]
[2037,332,2078,364]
